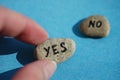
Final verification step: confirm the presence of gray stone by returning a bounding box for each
[80,15,110,37]
[35,38,76,63]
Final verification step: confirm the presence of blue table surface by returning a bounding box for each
[0,0,120,80]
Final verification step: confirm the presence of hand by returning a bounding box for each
[0,7,57,80]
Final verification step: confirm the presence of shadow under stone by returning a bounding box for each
[0,37,36,65]
[0,68,20,80]
[72,19,87,38]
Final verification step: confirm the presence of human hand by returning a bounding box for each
[0,7,57,80]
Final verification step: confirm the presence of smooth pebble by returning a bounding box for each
[35,38,76,63]
[80,15,110,37]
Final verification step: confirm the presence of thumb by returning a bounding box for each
[12,60,57,80]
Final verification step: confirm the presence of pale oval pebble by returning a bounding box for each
[80,15,110,37]
[35,38,76,63]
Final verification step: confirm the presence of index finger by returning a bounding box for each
[0,7,48,45]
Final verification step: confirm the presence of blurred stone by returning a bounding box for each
[80,15,110,37]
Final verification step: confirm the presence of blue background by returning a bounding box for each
[0,0,120,80]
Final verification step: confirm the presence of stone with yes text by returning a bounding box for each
[35,38,76,63]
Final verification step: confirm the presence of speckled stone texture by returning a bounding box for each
[35,38,76,63]
[80,15,110,37]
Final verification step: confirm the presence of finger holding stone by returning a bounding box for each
[0,7,48,45]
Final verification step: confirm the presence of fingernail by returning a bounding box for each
[44,60,57,79]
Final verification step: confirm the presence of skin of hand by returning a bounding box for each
[0,7,57,80]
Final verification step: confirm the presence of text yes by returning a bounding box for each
[44,42,67,57]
